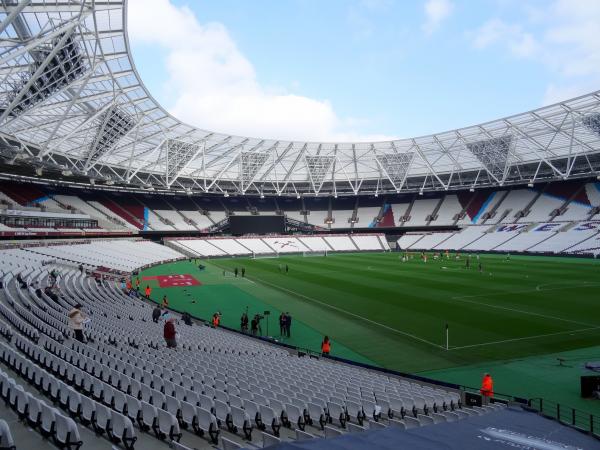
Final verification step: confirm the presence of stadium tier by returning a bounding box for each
[2,1,600,448]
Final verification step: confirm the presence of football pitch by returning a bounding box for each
[139,252,600,412]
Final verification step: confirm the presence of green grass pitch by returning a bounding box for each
[138,252,600,413]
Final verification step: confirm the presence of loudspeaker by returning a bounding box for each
[580,375,600,398]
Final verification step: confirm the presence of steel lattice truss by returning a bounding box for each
[1,1,600,196]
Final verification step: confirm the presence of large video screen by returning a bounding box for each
[229,215,285,235]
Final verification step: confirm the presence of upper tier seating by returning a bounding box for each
[356,207,381,227]
[23,240,184,272]
[433,196,462,226]
[155,210,197,231]
[329,210,354,229]
[408,199,439,226]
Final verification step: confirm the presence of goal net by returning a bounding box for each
[302,250,327,257]
[251,252,279,259]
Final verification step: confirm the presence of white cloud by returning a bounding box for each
[422,0,454,35]
[469,1,600,106]
[127,0,393,142]
[470,19,537,58]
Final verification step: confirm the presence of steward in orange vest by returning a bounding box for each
[145,285,151,298]
[321,336,331,355]
[212,313,220,327]
[480,373,494,398]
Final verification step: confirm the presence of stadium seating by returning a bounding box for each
[329,210,354,229]
[408,199,439,226]
[433,226,487,251]
[433,195,463,226]
[409,232,454,250]
[22,240,184,272]
[0,243,501,450]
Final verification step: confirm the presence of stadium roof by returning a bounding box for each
[1,0,600,196]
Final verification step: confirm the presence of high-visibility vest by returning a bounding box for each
[145,287,151,297]
[480,376,494,397]
[321,341,331,354]
[212,316,220,327]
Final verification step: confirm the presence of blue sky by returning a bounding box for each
[128,0,600,141]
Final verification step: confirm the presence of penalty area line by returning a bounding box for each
[449,326,600,351]
[247,274,445,350]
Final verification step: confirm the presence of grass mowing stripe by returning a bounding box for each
[449,326,600,350]
[245,273,446,350]
[450,290,599,328]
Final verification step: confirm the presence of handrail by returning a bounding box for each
[528,397,600,437]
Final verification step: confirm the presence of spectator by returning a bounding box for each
[279,312,286,337]
[240,312,249,333]
[79,264,83,273]
[152,306,162,323]
[44,286,59,303]
[182,312,193,326]
[250,316,258,336]
[163,318,177,348]
[284,312,292,338]
[321,336,331,355]
[35,284,42,299]
[68,303,87,342]
[480,373,494,399]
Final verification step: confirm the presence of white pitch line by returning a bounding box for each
[451,289,599,328]
[248,275,445,350]
[449,326,600,351]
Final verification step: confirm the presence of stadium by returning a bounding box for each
[0,1,599,449]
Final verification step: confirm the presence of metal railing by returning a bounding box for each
[528,398,599,437]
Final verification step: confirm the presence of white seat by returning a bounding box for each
[40,402,57,438]
[94,402,112,435]
[54,413,82,450]
[109,412,137,450]
[157,409,182,441]
[230,405,252,439]
[197,406,219,444]
[79,395,96,426]
[259,405,280,437]
[0,419,15,449]
[140,401,158,434]
[26,394,43,427]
